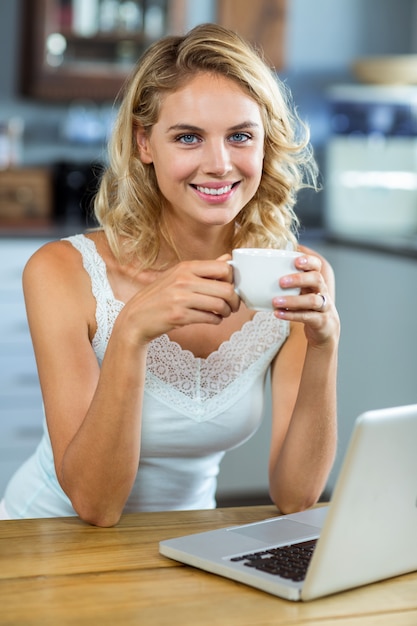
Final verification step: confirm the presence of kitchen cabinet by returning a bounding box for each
[217,0,286,69]
[20,0,187,101]
[0,167,53,224]
[19,0,286,102]
[0,239,48,497]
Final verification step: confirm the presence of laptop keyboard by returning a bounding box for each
[230,539,317,582]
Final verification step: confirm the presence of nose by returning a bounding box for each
[201,139,233,176]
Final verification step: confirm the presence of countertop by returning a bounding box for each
[324,232,417,259]
[2,505,417,625]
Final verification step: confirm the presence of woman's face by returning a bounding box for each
[137,72,265,232]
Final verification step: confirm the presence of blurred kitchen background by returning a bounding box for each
[1,0,417,506]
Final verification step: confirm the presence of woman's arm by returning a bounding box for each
[268,246,340,513]
[23,241,148,527]
[23,241,239,527]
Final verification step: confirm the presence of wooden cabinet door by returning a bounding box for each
[217,0,286,69]
[19,0,186,102]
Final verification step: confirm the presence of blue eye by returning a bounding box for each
[230,132,251,143]
[178,134,199,144]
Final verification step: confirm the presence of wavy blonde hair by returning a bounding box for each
[94,23,318,266]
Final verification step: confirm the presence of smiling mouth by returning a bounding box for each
[192,183,237,196]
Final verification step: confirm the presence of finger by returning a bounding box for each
[279,270,325,293]
[316,293,327,311]
[296,247,323,271]
[182,259,235,284]
[292,254,319,271]
[167,291,236,324]
[273,292,329,313]
[159,267,239,315]
[216,253,232,261]
[190,279,240,313]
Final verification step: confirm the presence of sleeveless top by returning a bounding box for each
[3,235,289,518]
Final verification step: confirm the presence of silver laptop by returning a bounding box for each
[160,404,417,601]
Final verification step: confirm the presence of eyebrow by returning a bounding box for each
[166,121,261,133]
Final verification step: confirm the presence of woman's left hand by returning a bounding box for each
[272,244,340,348]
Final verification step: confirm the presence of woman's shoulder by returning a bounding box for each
[24,236,83,277]
[22,235,99,335]
[24,231,107,271]
[22,234,99,302]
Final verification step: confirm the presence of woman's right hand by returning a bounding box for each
[117,257,240,346]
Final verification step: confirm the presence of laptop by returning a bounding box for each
[159,404,417,601]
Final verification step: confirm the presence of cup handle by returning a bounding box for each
[227,260,240,296]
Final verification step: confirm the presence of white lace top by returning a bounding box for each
[3,234,289,519]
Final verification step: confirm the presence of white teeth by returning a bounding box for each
[196,185,233,196]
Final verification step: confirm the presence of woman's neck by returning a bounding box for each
[157,220,235,266]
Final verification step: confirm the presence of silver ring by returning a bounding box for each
[317,293,327,311]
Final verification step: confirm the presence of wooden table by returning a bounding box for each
[1,505,416,625]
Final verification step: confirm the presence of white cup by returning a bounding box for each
[228,248,303,311]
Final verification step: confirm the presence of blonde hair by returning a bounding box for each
[94,23,318,266]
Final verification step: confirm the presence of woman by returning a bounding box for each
[0,24,339,526]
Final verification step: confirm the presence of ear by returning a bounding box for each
[136,126,153,164]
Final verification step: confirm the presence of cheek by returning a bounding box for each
[241,150,264,183]
[157,154,196,184]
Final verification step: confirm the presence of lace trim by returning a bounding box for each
[64,234,289,420]
[146,337,284,421]
[64,235,123,363]
[145,315,287,420]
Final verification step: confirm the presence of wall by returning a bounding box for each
[285,0,414,144]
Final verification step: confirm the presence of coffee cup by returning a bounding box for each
[228,248,303,311]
